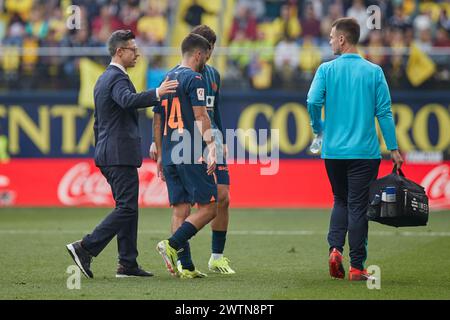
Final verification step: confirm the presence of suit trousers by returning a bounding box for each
[82,166,139,268]
[325,159,380,270]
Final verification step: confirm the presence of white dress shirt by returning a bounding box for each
[110,62,128,75]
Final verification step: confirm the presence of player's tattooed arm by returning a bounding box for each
[149,119,157,161]
[193,105,216,175]
[153,112,164,181]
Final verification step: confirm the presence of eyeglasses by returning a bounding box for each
[121,47,139,54]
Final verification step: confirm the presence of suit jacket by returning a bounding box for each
[93,65,159,167]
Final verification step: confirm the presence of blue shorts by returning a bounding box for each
[215,164,230,185]
[163,164,217,206]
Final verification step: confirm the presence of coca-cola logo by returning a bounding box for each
[137,163,169,206]
[421,164,450,210]
[58,162,168,206]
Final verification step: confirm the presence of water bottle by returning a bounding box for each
[309,134,322,154]
[368,193,382,219]
[382,186,397,217]
[385,187,396,203]
[371,194,381,206]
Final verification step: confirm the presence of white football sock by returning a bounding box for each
[211,253,223,260]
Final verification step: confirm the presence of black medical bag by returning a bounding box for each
[367,165,429,227]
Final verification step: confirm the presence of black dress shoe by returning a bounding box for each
[116,264,154,278]
[66,240,93,278]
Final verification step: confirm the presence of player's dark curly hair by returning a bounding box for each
[191,25,217,45]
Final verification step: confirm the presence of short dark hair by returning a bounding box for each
[107,30,135,57]
[181,33,211,56]
[332,18,360,45]
[191,25,217,45]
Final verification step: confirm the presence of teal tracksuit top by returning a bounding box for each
[307,53,398,159]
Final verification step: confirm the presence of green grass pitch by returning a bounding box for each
[0,208,449,300]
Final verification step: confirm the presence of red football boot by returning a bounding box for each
[328,248,345,279]
[349,267,376,281]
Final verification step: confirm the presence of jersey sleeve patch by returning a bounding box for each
[197,88,205,101]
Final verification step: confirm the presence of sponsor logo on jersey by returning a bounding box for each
[206,96,215,107]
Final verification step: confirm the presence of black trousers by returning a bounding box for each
[325,159,380,270]
[82,166,139,268]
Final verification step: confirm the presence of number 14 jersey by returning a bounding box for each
[153,66,208,166]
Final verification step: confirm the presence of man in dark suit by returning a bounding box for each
[66,30,178,278]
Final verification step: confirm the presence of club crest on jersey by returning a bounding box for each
[197,88,205,100]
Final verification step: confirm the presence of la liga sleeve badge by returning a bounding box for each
[197,88,205,101]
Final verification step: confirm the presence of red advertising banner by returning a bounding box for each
[1,159,449,210]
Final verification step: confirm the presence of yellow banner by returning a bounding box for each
[406,42,436,87]
[78,58,148,108]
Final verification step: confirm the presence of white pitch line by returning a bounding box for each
[0,229,449,237]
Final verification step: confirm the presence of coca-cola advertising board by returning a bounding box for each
[1,159,449,210]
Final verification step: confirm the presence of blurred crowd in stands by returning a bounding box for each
[0,0,449,90]
[0,0,175,89]
[227,0,450,89]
